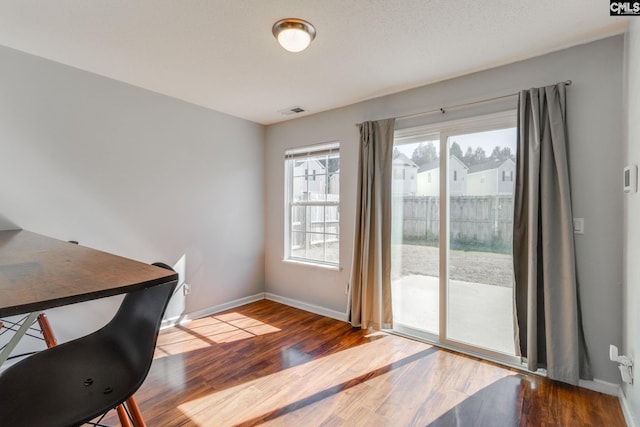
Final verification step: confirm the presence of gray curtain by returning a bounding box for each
[349,118,395,330]
[513,83,591,385]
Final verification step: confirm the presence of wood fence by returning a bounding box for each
[394,196,513,249]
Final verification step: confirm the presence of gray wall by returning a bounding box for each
[0,45,265,340]
[624,20,640,426]
[265,36,624,384]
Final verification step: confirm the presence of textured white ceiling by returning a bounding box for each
[0,1,628,124]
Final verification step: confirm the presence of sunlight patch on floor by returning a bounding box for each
[175,334,514,426]
[154,313,281,358]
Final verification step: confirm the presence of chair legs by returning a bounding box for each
[37,313,146,427]
[116,405,133,427]
[125,397,147,427]
[36,313,58,348]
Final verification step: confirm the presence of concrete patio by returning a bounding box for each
[392,274,516,355]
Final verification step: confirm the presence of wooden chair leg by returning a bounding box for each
[116,404,133,427]
[125,396,147,427]
[36,313,58,348]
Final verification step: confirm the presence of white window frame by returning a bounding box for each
[284,142,340,268]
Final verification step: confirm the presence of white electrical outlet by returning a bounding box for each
[610,344,634,384]
[183,283,191,296]
[620,365,634,384]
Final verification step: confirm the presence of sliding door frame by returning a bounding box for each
[394,110,521,367]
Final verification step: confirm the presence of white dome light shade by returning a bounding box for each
[272,18,316,53]
[277,28,311,52]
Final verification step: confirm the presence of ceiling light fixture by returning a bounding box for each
[272,18,316,53]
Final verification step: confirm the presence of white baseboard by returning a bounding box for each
[579,378,620,396]
[618,387,638,427]
[579,379,637,427]
[264,292,348,322]
[161,292,266,328]
[161,292,346,328]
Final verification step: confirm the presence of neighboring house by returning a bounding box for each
[416,155,468,196]
[293,158,326,199]
[392,153,418,195]
[466,158,516,196]
[329,168,340,199]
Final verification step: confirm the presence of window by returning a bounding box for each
[285,142,340,266]
[453,170,458,181]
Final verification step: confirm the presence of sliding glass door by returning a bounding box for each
[391,112,518,362]
[391,134,441,336]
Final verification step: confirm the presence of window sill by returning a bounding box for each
[282,258,342,272]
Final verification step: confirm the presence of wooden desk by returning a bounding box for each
[0,229,178,317]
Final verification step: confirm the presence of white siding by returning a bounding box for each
[497,159,516,195]
[417,169,439,196]
[417,157,467,196]
[467,170,494,196]
[449,156,468,196]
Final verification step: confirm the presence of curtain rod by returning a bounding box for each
[393,80,573,122]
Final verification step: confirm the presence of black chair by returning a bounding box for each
[0,263,177,427]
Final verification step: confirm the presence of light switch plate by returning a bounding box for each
[624,165,637,193]
[573,218,584,235]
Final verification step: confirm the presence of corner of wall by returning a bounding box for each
[623,18,640,427]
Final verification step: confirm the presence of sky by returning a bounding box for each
[396,127,517,158]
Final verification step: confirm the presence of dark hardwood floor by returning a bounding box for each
[107,299,626,426]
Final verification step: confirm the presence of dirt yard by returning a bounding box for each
[296,241,513,288]
[392,244,514,288]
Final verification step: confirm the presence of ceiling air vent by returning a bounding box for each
[279,106,306,116]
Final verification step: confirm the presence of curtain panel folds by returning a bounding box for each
[513,83,591,385]
[349,119,395,330]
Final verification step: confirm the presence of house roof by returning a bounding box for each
[393,153,418,168]
[417,155,468,173]
[467,158,515,174]
[417,159,439,173]
[294,158,326,170]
